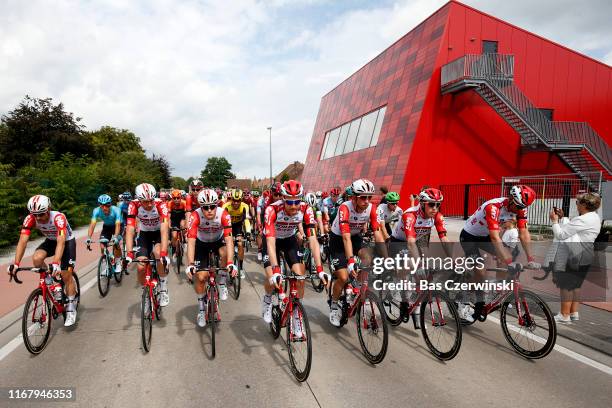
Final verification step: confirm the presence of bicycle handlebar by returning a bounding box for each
[9,266,51,285]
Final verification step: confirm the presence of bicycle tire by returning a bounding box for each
[356,290,388,364]
[269,303,281,339]
[500,289,556,359]
[208,287,217,358]
[22,288,52,355]
[420,291,462,361]
[286,300,312,382]
[176,244,183,273]
[381,289,403,326]
[231,260,242,300]
[114,257,124,283]
[97,256,110,297]
[141,287,153,352]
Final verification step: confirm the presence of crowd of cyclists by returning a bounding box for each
[7,176,542,334]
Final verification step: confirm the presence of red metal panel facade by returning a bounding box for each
[301,1,612,210]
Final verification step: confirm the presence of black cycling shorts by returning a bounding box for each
[100,224,116,241]
[194,238,226,269]
[329,232,363,270]
[136,230,162,258]
[170,212,185,229]
[459,229,494,259]
[231,223,244,237]
[262,235,302,269]
[36,238,77,270]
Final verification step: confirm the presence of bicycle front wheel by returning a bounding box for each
[286,300,312,382]
[208,287,217,358]
[141,288,153,352]
[420,291,462,361]
[356,290,388,364]
[231,262,241,300]
[22,288,52,355]
[500,289,556,359]
[97,256,111,297]
[380,287,402,326]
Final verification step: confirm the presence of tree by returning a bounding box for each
[200,157,235,188]
[0,96,90,168]
[88,126,143,159]
[280,172,290,182]
[170,176,188,190]
[150,153,172,187]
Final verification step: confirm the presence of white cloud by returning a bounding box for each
[1,0,609,181]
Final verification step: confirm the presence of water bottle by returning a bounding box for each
[271,293,279,306]
[44,275,54,286]
[53,285,63,302]
[345,284,354,304]
[279,292,287,312]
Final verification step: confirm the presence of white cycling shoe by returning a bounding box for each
[197,310,207,328]
[457,303,475,323]
[64,311,77,327]
[159,290,170,307]
[262,299,273,324]
[219,285,228,301]
[329,307,342,327]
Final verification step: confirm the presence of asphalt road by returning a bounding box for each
[1,249,611,408]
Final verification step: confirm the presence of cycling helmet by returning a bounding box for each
[419,188,443,203]
[345,186,353,196]
[197,189,218,206]
[190,179,204,192]
[509,185,536,208]
[315,190,322,198]
[135,183,157,201]
[281,180,303,198]
[252,190,260,197]
[271,182,282,195]
[305,192,317,207]
[330,188,341,196]
[231,189,243,201]
[121,191,132,201]
[171,189,182,199]
[351,179,375,195]
[27,195,51,214]
[98,194,112,205]
[385,192,400,203]
[321,191,329,199]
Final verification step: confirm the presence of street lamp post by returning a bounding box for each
[267,127,272,184]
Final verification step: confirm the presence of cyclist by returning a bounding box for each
[168,189,187,256]
[261,180,328,332]
[223,189,251,279]
[328,179,386,327]
[458,184,541,322]
[86,194,123,274]
[377,192,403,240]
[117,192,132,275]
[256,184,283,261]
[304,192,325,235]
[125,183,171,307]
[185,189,236,327]
[8,195,78,326]
[159,191,169,202]
[185,179,204,222]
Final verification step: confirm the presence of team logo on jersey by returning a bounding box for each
[55,215,65,228]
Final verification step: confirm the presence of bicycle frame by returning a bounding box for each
[12,268,66,313]
[479,269,530,325]
[277,273,308,341]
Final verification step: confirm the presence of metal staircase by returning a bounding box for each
[441,54,611,185]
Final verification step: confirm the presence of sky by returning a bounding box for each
[1,0,611,180]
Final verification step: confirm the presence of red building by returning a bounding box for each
[301,0,611,209]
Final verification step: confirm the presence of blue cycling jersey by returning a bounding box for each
[118,201,130,223]
[91,205,122,226]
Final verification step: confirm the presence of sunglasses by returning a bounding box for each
[202,205,217,211]
[284,199,301,206]
[101,204,111,208]
[140,200,153,205]
[33,213,47,218]
[357,195,372,200]
[173,197,181,200]
[426,202,441,209]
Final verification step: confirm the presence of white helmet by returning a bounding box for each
[315,190,322,198]
[135,183,157,201]
[351,178,375,195]
[27,195,51,214]
[198,189,218,206]
[305,192,317,207]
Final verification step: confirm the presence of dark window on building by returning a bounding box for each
[482,40,498,54]
[539,108,554,121]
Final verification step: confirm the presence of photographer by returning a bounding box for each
[549,193,601,323]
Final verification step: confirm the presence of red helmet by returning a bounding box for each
[419,188,443,203]
[281,180,303,198]
[271,182,283,195]
[509,185,536,208]
[330,188,341,196]
[263,190,271,199]
[321,191,329,199]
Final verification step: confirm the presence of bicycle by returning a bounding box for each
[268,269,312,382]
[187,252,229,358]
[9,266,81,354]
[134,254,166,353]
[169,227,186,275]
[87,238,122,297]
[452,266,557,359]
[302,240,324,293]
[327,262,388,364]
[380,268,462,361]
[228,236,242,300]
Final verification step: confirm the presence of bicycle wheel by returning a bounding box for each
[420,291,462,361]
[231,261,241,300]
[208,287,217,358]
[22,288,52,354]
[286,300,312,382]
[97,256,111,297]
[141,287,153,352]
[380,287,402,326]
[269,303,281,339]
[114,256,124,283]
[500,289,556,359]
[176,243,183,272]
[356,290,388,364]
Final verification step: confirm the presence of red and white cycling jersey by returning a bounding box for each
[187,207,232,242]
[464,197,528,237]
[127,199,169,232]
[264,201,315,239]
[331,200,380,236]
[21,211,74,240]
[391,205,447,241]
